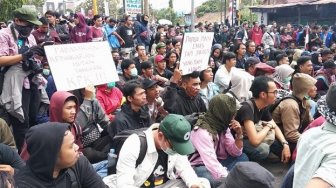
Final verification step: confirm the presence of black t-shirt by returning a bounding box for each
[142,150,169,188]
[235,99,272,126]
[153,69,173,80]
[116,25,135,48]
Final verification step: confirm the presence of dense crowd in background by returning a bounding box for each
[0,6,336,188]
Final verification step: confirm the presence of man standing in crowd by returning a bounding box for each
[71,12,92,43]
[0,7,42,152]
[45,10,70,43]
[250,21,263,46]
[116,15,135,56]
[104,17,122,50]
[31,17,61,45]
[133,44,148,74]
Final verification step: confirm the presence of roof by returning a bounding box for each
[251,0,336,10]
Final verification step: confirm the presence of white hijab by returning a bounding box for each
[273,64,295,89]
[229,69,254,102]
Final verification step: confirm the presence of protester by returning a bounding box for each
[235,76,291,162]
[116,59,138,90]
[163,71,206,115]
[96,83,123,121]
[190,94,248,187]
[103,17,122,49]
[0,7,43,152]
[70,12,92,43]
[214,52,236,92]
[293,84,336,188]
[31,17,61,45]
[315,60,336,95]
[108,80,150,138]
[272,73,317,152]
[199,67,220,109]
[0,143,25,176]
[90,14,105,42]
[45,10,70,43]
[114,114,211,188]
[116,15,135,56]
[14,122,108,187]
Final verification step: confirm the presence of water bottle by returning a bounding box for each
[108,149,117,168]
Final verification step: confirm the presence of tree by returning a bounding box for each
[0,0,25,22]
[25,0,44,8]
[169,0,173,9]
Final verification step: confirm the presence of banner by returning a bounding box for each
[45,42,119,91]
[124,0,142,18]
[179,32,214,75]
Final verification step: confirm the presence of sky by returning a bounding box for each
[149,0,209,13]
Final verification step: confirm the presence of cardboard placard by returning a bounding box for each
[44,42,119,91]
[179,32,214,75]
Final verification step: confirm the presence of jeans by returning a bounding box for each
[244,139,288,162]
[281,164,294,188]
[194,154,249,188]
[92,160,108,178]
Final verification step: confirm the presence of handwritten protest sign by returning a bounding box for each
[125,0,142,18]
[44,42,119,91]
[179,32,214,75]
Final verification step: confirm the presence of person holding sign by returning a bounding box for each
[163,66,206,116]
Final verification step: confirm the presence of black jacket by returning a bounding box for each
[163,83,206,116]
[14,122,107,188]
[0,143,25,174]
[108,104,151,139]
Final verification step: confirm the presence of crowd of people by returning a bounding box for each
[0,6,336,188]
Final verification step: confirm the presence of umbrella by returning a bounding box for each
[158,19,172,25]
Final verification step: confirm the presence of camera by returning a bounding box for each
[22,58,43,74]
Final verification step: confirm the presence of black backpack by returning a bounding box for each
[108,128,148,175]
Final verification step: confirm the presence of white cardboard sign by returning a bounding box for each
[179,32,214,75]
[44,42,119,91]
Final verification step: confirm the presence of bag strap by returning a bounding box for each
[135,131,147,167]
[67,167,81,188]
[246,99,255,116]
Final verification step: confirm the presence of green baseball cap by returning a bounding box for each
[13,7,42,26]
[159,114,195,155]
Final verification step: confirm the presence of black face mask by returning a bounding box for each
[14,24,34,38]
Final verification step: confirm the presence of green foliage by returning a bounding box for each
[196,0,221,18]
[76,0,122,18]
[0,0,24,22]
[169,0,173,9]
[155,8,177,24]
[25,0,44,8]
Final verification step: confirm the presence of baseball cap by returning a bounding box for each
[142,79,158,89]
[155,55,165,63]
[156,42,166,49]
[159,114,195,155]
[13,7,42,26]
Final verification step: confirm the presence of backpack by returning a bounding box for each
[107,128,148,175]
[268,95,306,133]
[184,112,205,128]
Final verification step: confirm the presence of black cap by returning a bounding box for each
[142,79,158,89]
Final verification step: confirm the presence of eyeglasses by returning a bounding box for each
[266,90,278,95]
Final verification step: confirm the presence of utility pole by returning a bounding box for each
[224,0,227,23]
[93,0,98,15]
[144,0,149,15]
[191,0,195,32]
[220,0,223,24]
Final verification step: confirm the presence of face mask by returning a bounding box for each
[160,140,176,155]
[130,68,138,77]
[283,77,291,84]
[42,68,50,76]
[14,24,34,38]
[107,82,115,89]
[109,24,115,28]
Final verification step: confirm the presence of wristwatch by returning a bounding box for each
[236,134,244,140]
[282,141,289,146]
